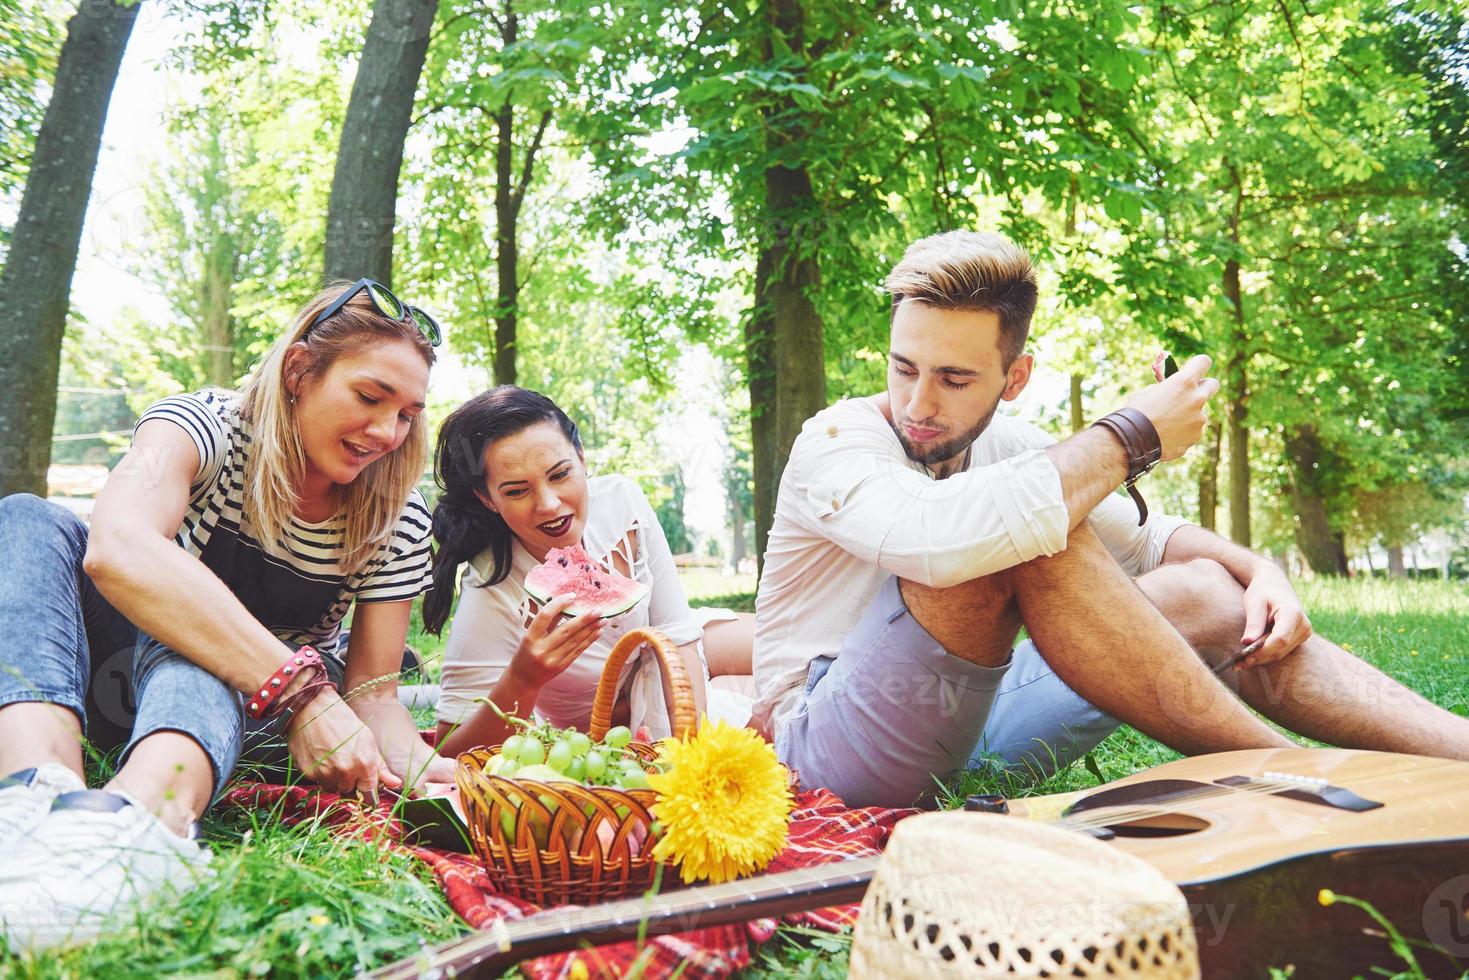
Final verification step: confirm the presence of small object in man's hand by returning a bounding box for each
[1213,636,1268,675]
[1152,351,1181,383]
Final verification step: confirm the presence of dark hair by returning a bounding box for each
[422,386,583,635]
[884,230,1039,368]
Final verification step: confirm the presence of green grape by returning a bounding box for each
[501,734,525,760]
[602,725,633,749]
[498,759,520,778]
[546,740,575,773]
[584,750,607,780]
[565,756,587,782]
[516,738,546,766]
[568,732,592,756]
[620,768,650,790]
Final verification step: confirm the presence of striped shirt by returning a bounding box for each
[134,390,433,659]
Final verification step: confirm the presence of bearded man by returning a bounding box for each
[751,230,1469,808]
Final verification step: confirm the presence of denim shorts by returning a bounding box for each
[0,494,337,799]
[776,574,1119,808]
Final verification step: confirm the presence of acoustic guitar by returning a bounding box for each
[369,748,1469,978]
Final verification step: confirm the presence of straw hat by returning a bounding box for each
[849,812,1200,979]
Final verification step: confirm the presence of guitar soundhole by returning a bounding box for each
[1101,813,1210,838]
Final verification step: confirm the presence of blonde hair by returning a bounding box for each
[239,283,437,570]
[883,231,1039,366]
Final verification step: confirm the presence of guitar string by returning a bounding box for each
[1053,779,1322,829]
[1047,778,1332,831]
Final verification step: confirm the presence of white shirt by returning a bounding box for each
[752,396,1190,731]
[438,475,704,737]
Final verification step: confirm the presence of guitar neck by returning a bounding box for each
[367,857,879,979]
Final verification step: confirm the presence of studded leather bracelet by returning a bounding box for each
[246,646,326,720]
[1091,407,1163,527]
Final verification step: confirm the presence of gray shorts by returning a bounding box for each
[776,575,1119,808]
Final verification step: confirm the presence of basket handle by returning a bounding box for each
[588,628,696,740]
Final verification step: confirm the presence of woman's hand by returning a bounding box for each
[506,594,604,690]
[347,695,459,796]
[398,752,457,795]
[286,688,402,799]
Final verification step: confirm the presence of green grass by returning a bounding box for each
[6,577,1466,977]
[3,798,462,978]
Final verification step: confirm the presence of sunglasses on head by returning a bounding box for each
[306,278,443,347]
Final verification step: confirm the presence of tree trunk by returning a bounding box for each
[1221,164,1251,547]
[766,163,826,495]
[0,0,137,499]
[1284,425,1349,576]
[493,80,517,385]
[1387,545,1406,579]
[762,0,825,545]
[1225,348,1250,547]
[1066,180,1083,435]
[322,0,436,287]
[202,227,237,387]
[729,491,747,572]
[747,248,776,577]
[1197,418,1221,531]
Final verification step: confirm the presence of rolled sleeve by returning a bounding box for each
[134,392,229,495]
[791,416,1070,588]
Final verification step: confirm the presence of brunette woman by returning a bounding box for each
[424,387,752,758]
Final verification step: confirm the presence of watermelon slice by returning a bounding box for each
[524,544,650,618]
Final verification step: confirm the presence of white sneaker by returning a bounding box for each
[0,764,85,856]
[0,790,213,952]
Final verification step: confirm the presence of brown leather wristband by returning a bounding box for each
[1091,408,1163,526]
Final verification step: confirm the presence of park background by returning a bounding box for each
[2,0,1468,976]
[5,0,1468,581]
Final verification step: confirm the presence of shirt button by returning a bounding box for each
[826,425,838,437]
[831,498,841,511]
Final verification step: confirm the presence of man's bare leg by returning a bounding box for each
[1138,558,1469,760]
[901,522,1293,756]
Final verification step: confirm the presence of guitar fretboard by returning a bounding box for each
[368,857,880,979]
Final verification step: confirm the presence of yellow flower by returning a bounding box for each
[648,719,794,884]
[309,914,330,927]
[569,958,589,980]
[1318,889,1335,907]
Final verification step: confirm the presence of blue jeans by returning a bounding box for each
[0,494,328,799]
[777,574,1120,809]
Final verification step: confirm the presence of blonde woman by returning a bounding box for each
[0,279,453,952]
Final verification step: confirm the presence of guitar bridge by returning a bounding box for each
[1216,774,1383,812]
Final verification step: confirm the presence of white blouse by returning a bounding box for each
[437,475,705,738]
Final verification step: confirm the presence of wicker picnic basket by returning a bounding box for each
[455,627,696,906]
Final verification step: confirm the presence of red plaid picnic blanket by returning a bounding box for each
[220,782,916,978]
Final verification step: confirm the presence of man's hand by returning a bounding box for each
[1125,354,1221,461]
[286,689,402,799]
[1238,562,1314,668]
